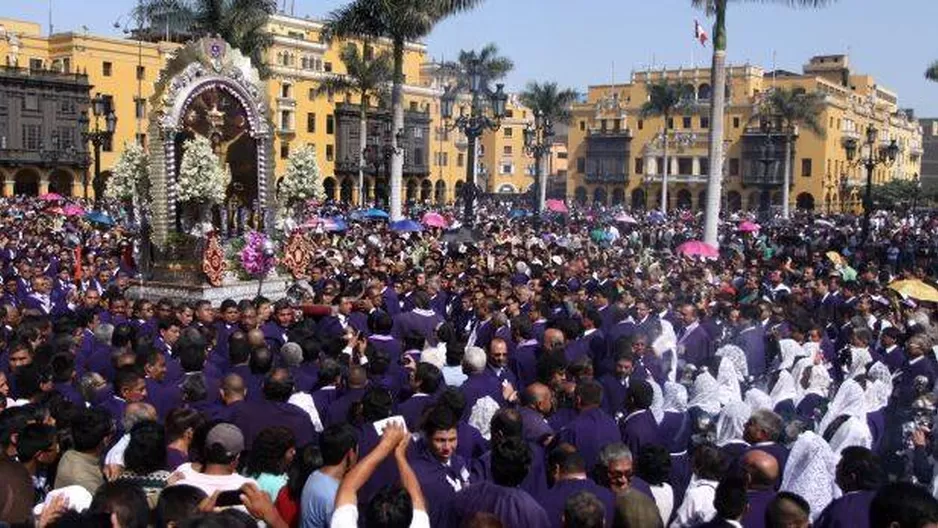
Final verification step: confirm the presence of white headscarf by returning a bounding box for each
[715,344,749,380]
[744,388,773,413]
[828,415,873,456]
[847,347,873,379]
[864,362,892,413]
[803,341,822,363]
[715,401,752,447]
[791,358,832,406]
[770,371,797,408]
[663,381,688,413]
[689,372,722,415]
[778,339,808,371]
[717,358,742,405]
[817,379,867,437]
[649,379,665,423]
[781,431,839,521]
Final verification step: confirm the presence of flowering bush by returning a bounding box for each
[278,144,324,207]
[238,230,277,277]
[106,142,150,203]
[176,135,230,204]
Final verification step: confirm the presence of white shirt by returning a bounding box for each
[173,463,258,496]
[330,504,429,528]
[670,477,718,528]
[649,483,674,525]
[289,392,325,433]
[104,434,130,466]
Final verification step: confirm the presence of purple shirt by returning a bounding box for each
[445,481,550,528]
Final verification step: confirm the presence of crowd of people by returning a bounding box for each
[0,194,938,527]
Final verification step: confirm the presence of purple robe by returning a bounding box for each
[357,423,400,503]
[599,374,632,416]
[659,410,691,454]
[381,286,401,317]
[261,321,290,350]
[510,340,540,389]
[316,315,348,341]
[519,406,553,446]
[398,393,435,431]
[392,309,444,344]
[325,387,366,427]
[408,443,471,527]
[166,447,188,470]
[679,325,713,368]
[311,386,340,419]
[537,478,615,528]
[348,311,369,336]
[733,325,767,375]
[745,443,789,477]
[556,407,621,471]
[460,373,504,415]
[795,393,826,424]
[548,406,578,432]
[447,481,550,528]
[882,346,905,373]
[456,421,488,461]
[230,399,316,450]
[619,409,663,459]
[741,489,776,528]
[54,381,85,407]
[472,440,549,499]
[814,490,875,528]
[367,334,403,364]
[669,451,692,508]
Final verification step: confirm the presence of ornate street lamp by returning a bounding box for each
[842,124,899,241]
[441,60,508,225]
[523,110,554,218]
[79,93,117,207]
[755,116,778,214]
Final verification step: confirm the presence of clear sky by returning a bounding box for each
[5,0,938,115]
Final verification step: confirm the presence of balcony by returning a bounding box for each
[585,172,627,184]
[0,65,89,88]
[587,127,632,138]
[741,173,784,186]
[0,148,91,167]
[642,173,707,184]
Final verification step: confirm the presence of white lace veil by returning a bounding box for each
[649,379,665,423]
[744,388,773,413]
[688,371,722,415]
[715,344,749,379]
[781,431,839,521]
[717,358,743,405]
[715,400,751,447]
[770,370,797,407]
[778,339,808,371]
[817,379,866,436]
[663,381,688,413]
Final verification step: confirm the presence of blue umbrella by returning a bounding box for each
[508,209,530,219]
[363,208,389,219]
[390,219,423,232]
[85,211,115,226]
[322,217,348,232]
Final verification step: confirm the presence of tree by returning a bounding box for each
[324,0,486,220]
[519,81,578,212]
[315,42,392,206]
[926,61,938,82]
[278,144,324,208]
[693,0,836,246]
[761,87,825,219]
[640,79,693,213]
[135,0,276,76]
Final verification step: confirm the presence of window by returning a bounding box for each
[29,58,43,70]
[701,117,710,129]
[576,157,586,173]
[326,115,334,135]
[280,110,292,130]
[413,148,423,165]
[22,124,41,150]
[729,158,740,176]
[505,109,514,118]
[637,119,643,130]
[413,127,423,138]
[733,117,740,129]
[635,157,644,174]
[504,127,513,138]
[324,62,332,72]
[56,126,74,149]
[306,113,316,133]
[102,61,112,76]
[135,133,146,146]
[682,117,692,129]
[557,152,568,159]
[503,145,512,155]
[699,157,710,175]
[436,152,448,166]
[308,88,317,100]
[281,142,290,159]
[23,95,38,111]
[829,116,834,128]
[613,119,621,132]
[288,30,304,40]
[409,101,418,111]
[667,118,674,130]
[501,163,513,174]
[600,119,607,131]
[579,121,585,131]
[801,158,812,177]
[102,134,113,152]
[281,83,292,99]
[457,153,464,167]
[677,157,692,175]
[134,98,146,119]
[326,144,334,161]
[136,65,145,80]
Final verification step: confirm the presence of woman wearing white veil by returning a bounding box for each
[688,371,722,416]
[781,431,840,521]
[660,382,691,456]
[745,388,773,414]
[864,362,893,453]
[792,357,831,425]
[777,338,808,371]
[649,379,665,424]
[817,379,873,456]
[769,370,797,417]
[716,358,743,406]
[715,400,751,461]
[715,344,749,380]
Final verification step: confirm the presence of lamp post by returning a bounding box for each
[756,116,778,215]
[912,173,922,214]
[363,122,402,209]
[842,124,899,242]
[523,110,554,218]
[838,174,848,213]
[79,93,117,208]
[440,61,508,226]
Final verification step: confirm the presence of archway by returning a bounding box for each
[13,168,40,196]
[698,83,712,100]
[676,189,692,210]
[574,186,587,204]
[497,184,516,194]
[406,179,418,202]
[340,178,353,202]
[419,179,432,202]
[454,180,464,201]
[323,177,337,201]
[727,191,742,212]
[631,188,646,210]
[434,180,446,204]
[612,187,625,205]
[796,192,815,211]
[48,169,74,196]
[593,186,607,205]
[225,133,258,210]
[697,190,707,211]
[746,192,760,211]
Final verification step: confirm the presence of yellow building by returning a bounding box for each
[567,54,923,213]
[0,13,536,205]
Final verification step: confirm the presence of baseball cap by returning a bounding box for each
[205,423,245,458]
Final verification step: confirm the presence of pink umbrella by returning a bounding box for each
[421,212,448,228]
[46,206,65,215]
[40,193,63,201]
[614,213,638,224]
[676,240,720,259]
[546,199,569,214]
[63,204,86,217]
[738,220,761,233]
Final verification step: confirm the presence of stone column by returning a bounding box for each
[2,181,13,197]
[71,177,84,198]
[39,172,50,196]
[646,156,656,177]
[670,157,678,176]
[692,157,701,176]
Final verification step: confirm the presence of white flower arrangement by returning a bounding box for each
[278,144,324,207]
[105,142,149,202]
[176,135,230,204]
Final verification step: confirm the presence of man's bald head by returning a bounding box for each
[544,328,565,350]
[247,329,265,348]
[347,365,368,389]
[765,492,810,528]
[522,383,551,407]
[221,373,246,402]
[122,402,157,432]
[742,449,780,489]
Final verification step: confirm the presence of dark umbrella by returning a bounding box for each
[441,227,483,244]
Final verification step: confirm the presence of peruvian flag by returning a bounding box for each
[694,19,709,46]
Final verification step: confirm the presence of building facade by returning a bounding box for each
[567,54,923,213]
[0,14,538,204]
[919,118,938,193]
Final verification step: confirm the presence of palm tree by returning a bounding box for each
[324,0,485,221]
[519,81,578,212]
[135,0,276,76]
[640,79,693,213]
[761,87,825,219]
[926,61,938,82]
[315,42,392,206]
[693,0,835,246]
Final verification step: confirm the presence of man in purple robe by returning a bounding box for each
[230,368,316,450]
[510,317,540,389]
[311,359,342,419]
[325,365,369,427]
[739,450,779,528]
[556,380,621,471]
[449,435,550,527]
[484,337,518,390]
[676,304,713,369]
[538,448,615,528]
[599,350,637,416]
[468,299,496,351]
[261,300,293,350]
[814,446,880,528]
[318,294,355,342]
[472,408,549,499]
[392,291,443,346]
[733,306,767,376]
[398,362,442,431]
[742,409,789,477]
[618,379,662,458]
[367,311,403,365]
[409,406,471,527]
[519,383,554,446]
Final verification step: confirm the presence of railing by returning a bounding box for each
[587,128,633,138]
[642,173,707,184]
[741,173,785,186]
[0,148,91,166]
[0,65,89,85]
[585,173,628,184]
